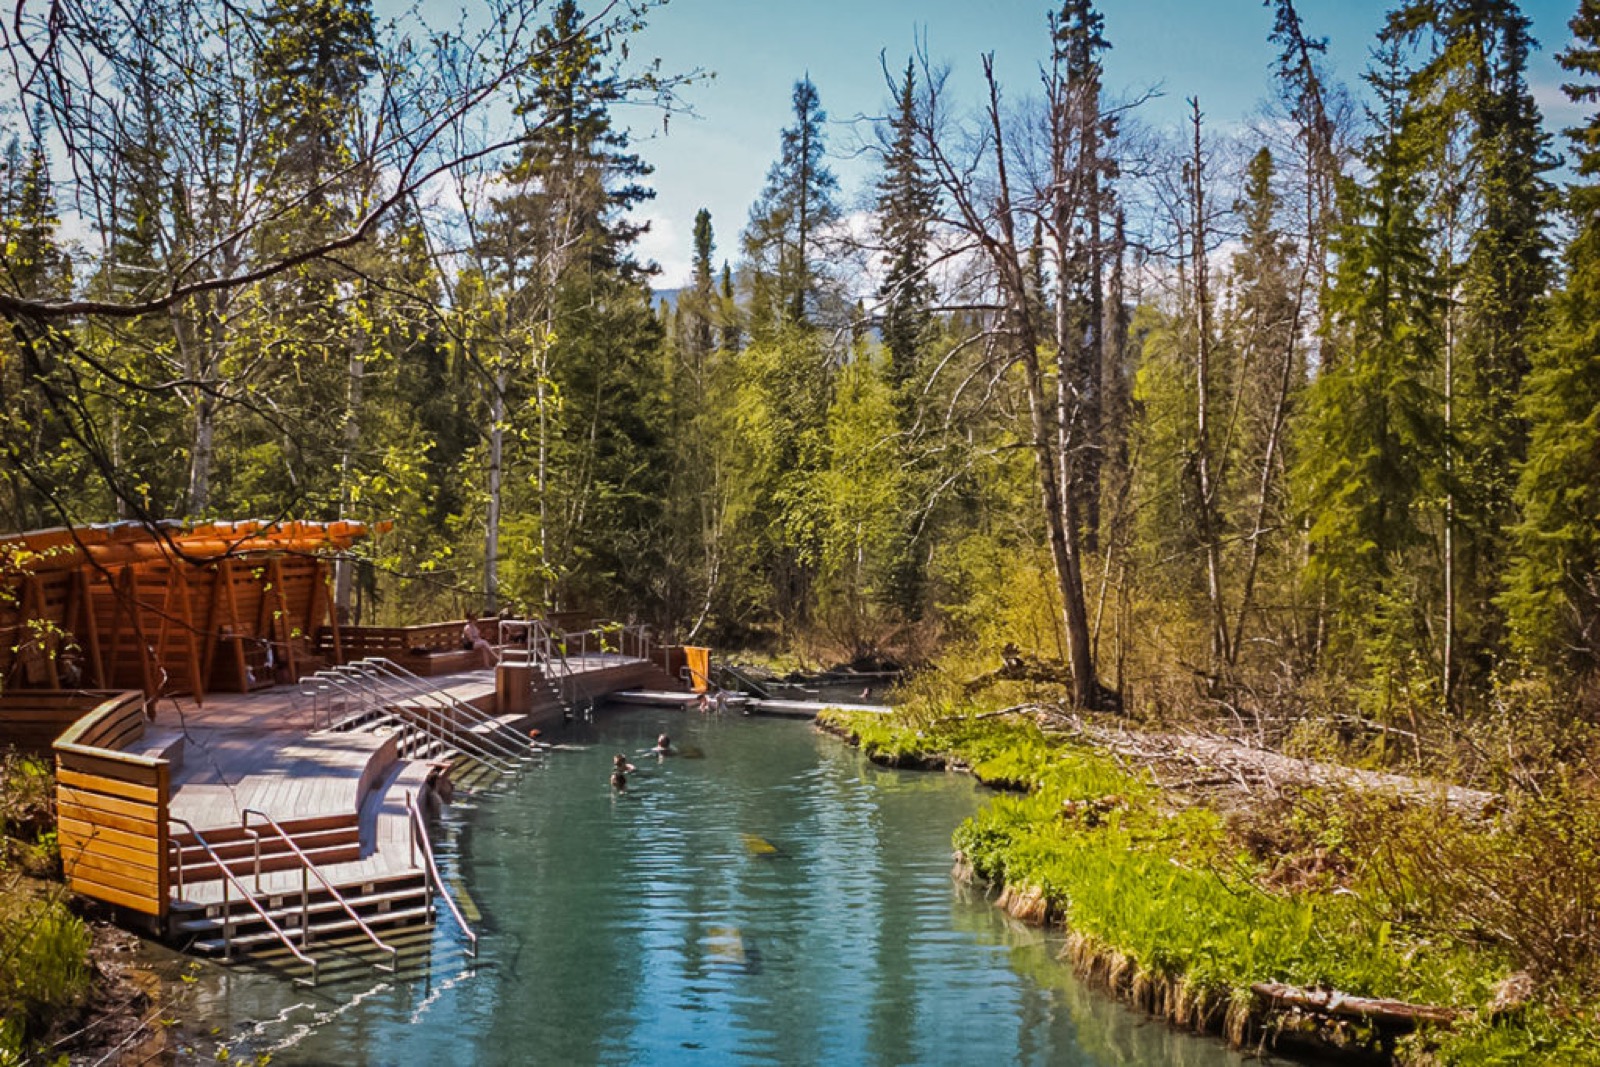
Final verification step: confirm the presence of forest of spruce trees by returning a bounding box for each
[1,0,1598,745]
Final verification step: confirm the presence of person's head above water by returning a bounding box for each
[656,733,671,750]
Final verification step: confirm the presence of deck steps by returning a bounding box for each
[220,923,471,990]
[170,816,363,887]
[173,870,433,958]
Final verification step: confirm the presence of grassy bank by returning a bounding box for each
[819,704,1600,1064]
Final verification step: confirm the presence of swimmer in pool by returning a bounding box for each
[614,753,636,773]
[646,733,672,758]
[611,770,627,791]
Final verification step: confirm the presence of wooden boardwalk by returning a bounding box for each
[158,655,673,907]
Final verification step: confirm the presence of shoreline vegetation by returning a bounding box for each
[817,669,1600,1067]
[0,752,156,1067]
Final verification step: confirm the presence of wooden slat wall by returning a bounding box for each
[0,572,72,686]
[54,692,170,919]
[0,691,124,753]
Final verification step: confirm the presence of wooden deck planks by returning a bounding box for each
[165,653,653,906]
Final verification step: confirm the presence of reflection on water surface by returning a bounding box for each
[169,710,1266,1066]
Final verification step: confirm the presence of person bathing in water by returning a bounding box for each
[613,753,636,773]
[610,769,627,791]
[646,733,672,758]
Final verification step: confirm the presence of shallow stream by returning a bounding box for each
[166,709,1268,1065]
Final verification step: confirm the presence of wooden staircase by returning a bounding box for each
[168,870,434,960]
[169,814,363,888]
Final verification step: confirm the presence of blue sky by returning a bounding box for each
[620,0,1584,285]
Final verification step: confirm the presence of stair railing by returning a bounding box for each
[242,808,399,973]
[310,668,376,729]
[715,662,773,700]
[405,791,477,958]
[350,658,529,768]
[168,816,320,985]
[360,657,533,756]
[326,662,516,775]
[527,620,597,717]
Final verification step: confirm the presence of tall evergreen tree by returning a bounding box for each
[1295,40,1445,711]
[1384,0,1553,704]
[743,77,840,333]
[481,0,663,613]
[1501,0,1600,678]
[255,0,378,213]
[876,60,937,400]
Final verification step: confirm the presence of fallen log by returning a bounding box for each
[1028,705,1498,817]
[1251,981,1460,1032]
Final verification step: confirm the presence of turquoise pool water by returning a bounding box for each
[175,709,1261,1066]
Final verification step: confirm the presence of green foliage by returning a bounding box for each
[834,710,1504,1013]
[1500,1,1600,678]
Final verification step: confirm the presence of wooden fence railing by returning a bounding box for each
[315,619,499,658]
[52,691,171,919]
[0,690,125,754]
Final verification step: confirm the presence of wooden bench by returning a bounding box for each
[315,619,498,676]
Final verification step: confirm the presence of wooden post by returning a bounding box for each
[199,563,225,694]
[122,567,156,698]
[73,570,106,688]
[155,760,171,920]
[221,559,250,693]
[305,559,326,663]
[22,576,60,688]
[269,558,297,681]
[176,568,204,704]
[105,567,129,689]
[325,567,344,665]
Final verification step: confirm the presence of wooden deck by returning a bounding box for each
[156,654,676,909]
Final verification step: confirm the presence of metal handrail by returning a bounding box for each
[242,807,398,973]
[168,816,320,985]
[311,668,372,726]
[351,658,528,767]
[528,620,597,717]
[715,663,773,700]
[327,662,515,774]
[360,657,532,756]
[405,791,477,957]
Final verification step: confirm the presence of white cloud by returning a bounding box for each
[636,210,689,289]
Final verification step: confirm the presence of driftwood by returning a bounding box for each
[1000,703,1500,818]
[1251,982,1460,1032]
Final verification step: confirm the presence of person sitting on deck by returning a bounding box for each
[461,620,497,668]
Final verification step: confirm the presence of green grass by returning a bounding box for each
[819,707,1592,1064]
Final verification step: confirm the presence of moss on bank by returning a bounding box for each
[819,709,1600,1065]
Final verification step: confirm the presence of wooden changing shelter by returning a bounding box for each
[0,519,384,702]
